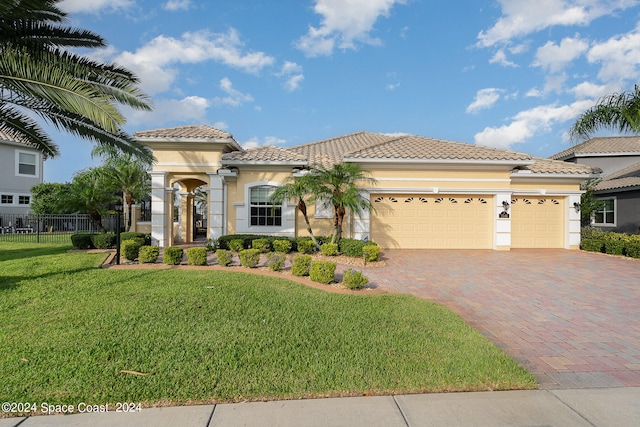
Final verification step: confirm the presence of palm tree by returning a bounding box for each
[570,85,640,141]
[270,173,321,249]
[67,168,119,231]
[93,146,151,230]
[312,163,377,244]
[0,0,153,161]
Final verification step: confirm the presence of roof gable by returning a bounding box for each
[595,161,640,191]
[222,146,307,164]
[550,136,640,160]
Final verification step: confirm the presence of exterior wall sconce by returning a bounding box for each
[502,200,510,211]
[573,202,581,212]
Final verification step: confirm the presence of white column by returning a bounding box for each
[495,193,512,250]
[150,172,168,247]
[207,173,225,240]
[353,190,371,241]
[567,194,582,249]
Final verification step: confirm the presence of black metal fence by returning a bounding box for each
[0,213,120,244]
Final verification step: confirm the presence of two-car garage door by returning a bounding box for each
[370,195,493,249]
[370,194,565,249]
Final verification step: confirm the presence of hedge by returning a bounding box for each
[580,229,640,259]
[186,247,208,266]
[309,260,336,284]
[138,246,159,263]
[71,233,94,249]
[163,247,184,265]
[90,233,116,249]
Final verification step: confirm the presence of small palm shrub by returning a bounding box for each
[320,243,339,256]
[186,247,208,266]
[342,269,369,290]
[362,244,381,262]
[267,253,287,272]
[121,239,143,261]
[138,245,159,263]
[291,254,312,276]
[273,239,292,253]
[252,238,271,253]
[239,249,261,268]
[163,247,184,265]
[216,249,232,266]
[229,239,245,252]
[309,260,337,284]
[297,239,315,254]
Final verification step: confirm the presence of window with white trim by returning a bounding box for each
[1,195,13,204]
[250,186,282,226]
[16,151,37,176]
[18,196,30,205]
[593,198,615,226]
[314,197,333,219]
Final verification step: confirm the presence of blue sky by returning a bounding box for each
[45,0,640,182]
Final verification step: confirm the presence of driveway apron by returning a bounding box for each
[365,249,640,389]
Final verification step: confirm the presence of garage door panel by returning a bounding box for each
[511,197,564,248]
[371,195,493,249]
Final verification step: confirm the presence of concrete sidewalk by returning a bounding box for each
[2,387,639,427]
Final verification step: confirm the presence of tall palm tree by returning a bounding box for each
[312,163,377,244]
[570,85,640,141]
[67,168,119,231]
[270,173,321,249]
[0,0,153,161]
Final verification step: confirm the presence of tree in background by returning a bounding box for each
[312,163,377,244]
[0,0,153,161]
[65,168,119,231]
[570,85,640,141]
[29,182,71,214]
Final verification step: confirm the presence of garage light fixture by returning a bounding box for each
[573,202,581,212]
[502,200,510,211]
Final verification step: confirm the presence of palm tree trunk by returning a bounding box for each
[298,200,320,249]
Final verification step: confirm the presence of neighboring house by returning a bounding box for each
[550,136,640,234]
[135,125,599,250]
[0,131,44,227]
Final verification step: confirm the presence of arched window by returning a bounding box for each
[250,185,281,226]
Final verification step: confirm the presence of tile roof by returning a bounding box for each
[0,129,29,146]
[288,131,395,168]
[550,136,640,160]
[516,157,601,175]
[344,135,533,162]
[222,146,307,164]
[134,125,234,141]
[594,162,640,191]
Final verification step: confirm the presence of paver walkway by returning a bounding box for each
[363,249,640,389]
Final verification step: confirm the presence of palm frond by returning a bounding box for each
[1,21,105,49]
[0,102,58,157]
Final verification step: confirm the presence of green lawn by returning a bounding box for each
[0,242,535,408]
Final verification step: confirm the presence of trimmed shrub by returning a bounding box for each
[297,239,315,254]
[120,232,150,245]
[362,244,381,262]
[91,233,116,249]
[163,246,184,265]
[309,260,337,284]
[320,243,339,256]
[625,238,640,258]
[216,249,232,266]
[342,269,369,290]
[580,238,604,253]
[229,239,245,252]
[291,254,312,276]
[252,238,271,253]
[603,234,625,255]
[186,247,208,266]
[121,239,143,261]
[138,245,159,264]
[71,233,94,249]
[267,252,286,272]
[239,249,261,268]
[339,238,365,257]
[273,239,292,253]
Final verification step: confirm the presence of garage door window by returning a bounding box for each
[593,198,615,226]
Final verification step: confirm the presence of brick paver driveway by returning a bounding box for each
[363,249,640,389]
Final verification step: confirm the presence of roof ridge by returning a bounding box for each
[289,131,380,150]
[343,134,408,156]
[602,161,640,180]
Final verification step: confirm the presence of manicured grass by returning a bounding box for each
[0,243,535,408]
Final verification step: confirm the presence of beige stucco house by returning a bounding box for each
[134,125,599,250]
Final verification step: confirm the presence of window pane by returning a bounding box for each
[19,153,35,164]
[605,212,615,224]
[18,196,30,205]
[604,199,614,210]
[19,163,36,175]
[594,212,604,223]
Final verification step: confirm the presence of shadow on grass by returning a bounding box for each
[0,245,71,263]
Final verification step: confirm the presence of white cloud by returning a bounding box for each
[59,0,133,13]
[213,78,254,108]
[569,81,609,99]
[163,0,192,11]
[474,100,595,149]
[587,24,640,84]
[467,88,504,113]
[526,88,544,97]
[126,96,210,127]
[277,61,305,92]
[534,36,589,73]
[242,136,287,149]
[477,0,639,47]
[489,49,517,67]
[296,0,407,57]
[114,29,275,94]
